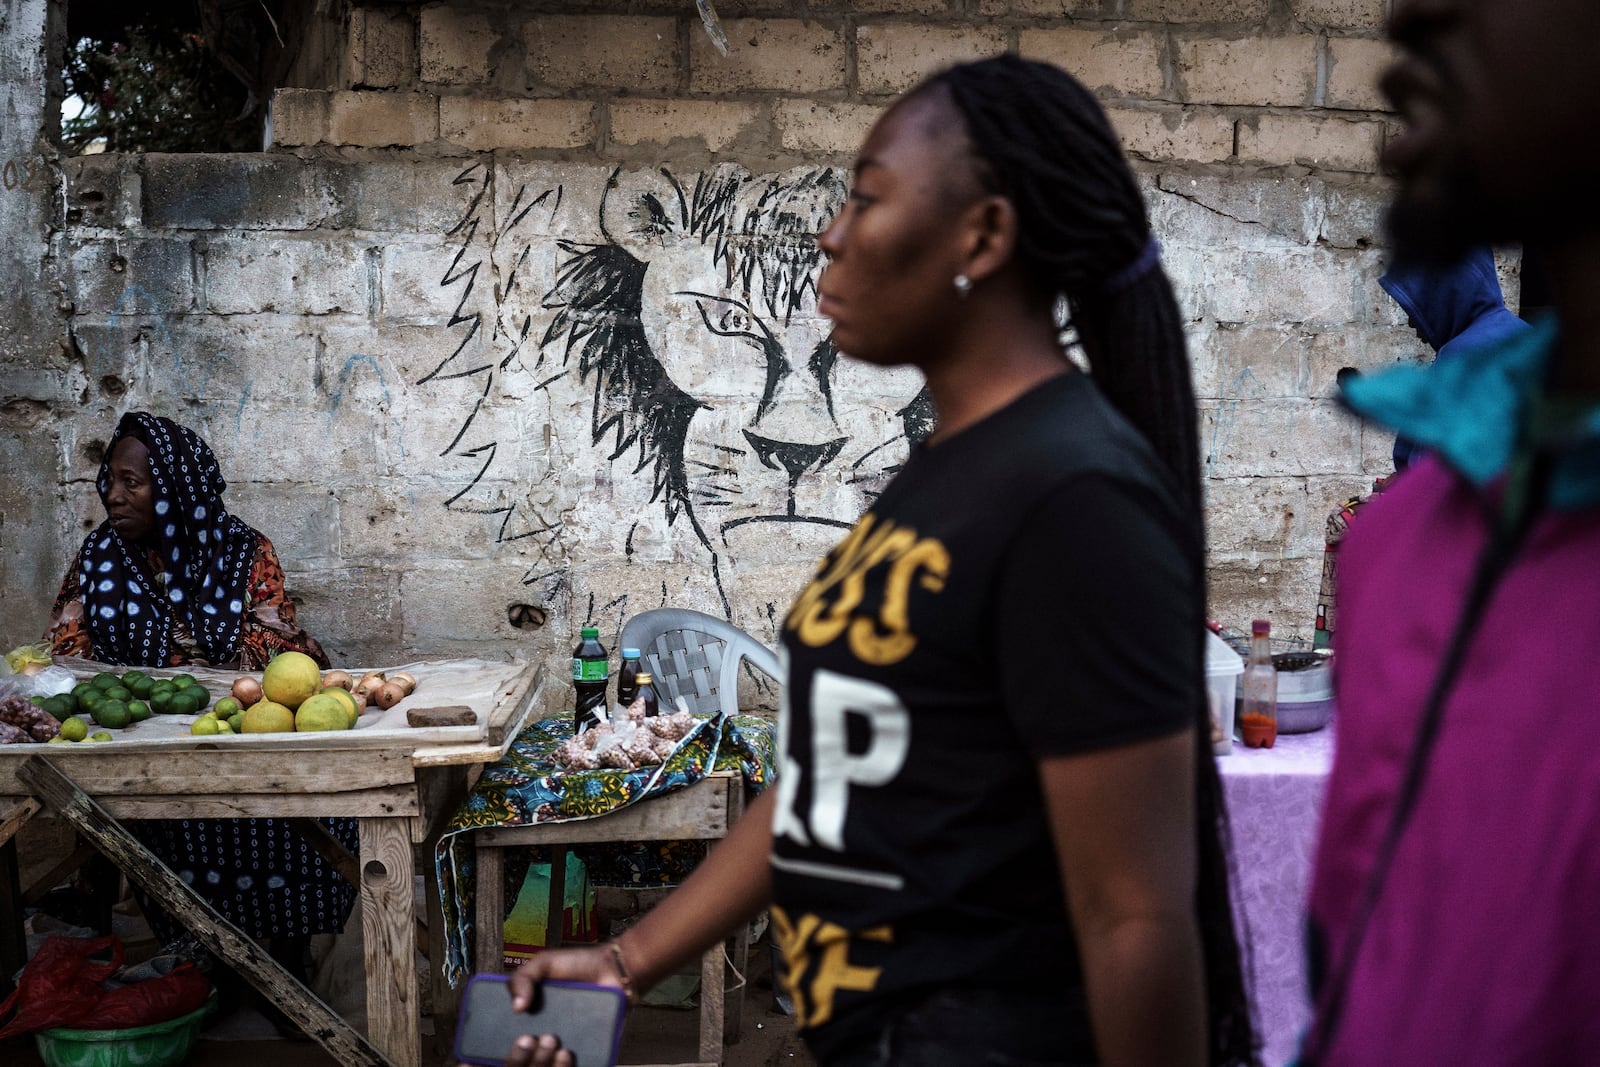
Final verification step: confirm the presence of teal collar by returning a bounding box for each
[1341,316,1600,510]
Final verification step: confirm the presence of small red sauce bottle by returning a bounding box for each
[1238,619,1278,749]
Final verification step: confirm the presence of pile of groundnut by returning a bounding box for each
[0,694,62,743]
[555,703,698,771]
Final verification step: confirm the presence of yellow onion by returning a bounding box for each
[390,671,418,696]
[373,680,406,710]
[322,669,354,691]
[232,676,264,706]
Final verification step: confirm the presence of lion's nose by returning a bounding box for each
[742,430,847,482]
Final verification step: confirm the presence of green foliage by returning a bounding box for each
[62,27,261,154]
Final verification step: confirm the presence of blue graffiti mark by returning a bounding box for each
[1205,366,1262,471]
[326,353,409,459]
[234,381,252,437]
[108,285,167,319]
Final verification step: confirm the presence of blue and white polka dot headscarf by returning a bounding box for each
[79,412,256,666]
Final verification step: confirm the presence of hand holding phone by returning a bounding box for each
[455,973,627,1067]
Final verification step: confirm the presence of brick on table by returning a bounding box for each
[524,15,679,93]
[1176,35,1318,107]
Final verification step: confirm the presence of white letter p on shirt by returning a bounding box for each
[787,669,910,852]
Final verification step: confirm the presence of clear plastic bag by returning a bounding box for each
[0,665,78,703]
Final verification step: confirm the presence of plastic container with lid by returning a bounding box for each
[1205,629,1243,755]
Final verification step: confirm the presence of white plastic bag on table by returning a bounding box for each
[0,666,78,703]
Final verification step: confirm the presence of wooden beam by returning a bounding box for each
[0,797,41,848]
[21,841,98,906]
[17,755,392,1067]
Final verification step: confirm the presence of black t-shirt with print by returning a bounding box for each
[772,371,1203,1057]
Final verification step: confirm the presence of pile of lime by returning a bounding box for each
[33,670,211,734]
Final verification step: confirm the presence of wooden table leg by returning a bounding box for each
[0,837,23,996]
[474,842,505,976]
[361,815,421,1067]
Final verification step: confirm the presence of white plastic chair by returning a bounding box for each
[619,608,781,717]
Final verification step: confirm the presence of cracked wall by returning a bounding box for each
[2,1,1481,691]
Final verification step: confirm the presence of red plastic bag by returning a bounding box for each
[0,935,212,1036]
[0,935,124,1038]
[91,961,211,1030]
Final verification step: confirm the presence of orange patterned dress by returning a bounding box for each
[45,534,327,670]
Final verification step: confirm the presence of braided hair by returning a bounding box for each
[917,55,1258,1066]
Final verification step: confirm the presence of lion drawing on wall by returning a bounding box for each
[540,164,932,622]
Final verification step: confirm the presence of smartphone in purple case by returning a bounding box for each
[454,973,627,1066]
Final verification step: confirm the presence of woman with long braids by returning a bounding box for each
[506,55,1256,1067]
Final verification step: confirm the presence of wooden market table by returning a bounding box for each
[0,657,546,1067]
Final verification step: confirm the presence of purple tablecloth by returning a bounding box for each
[1219,726,1334,1067]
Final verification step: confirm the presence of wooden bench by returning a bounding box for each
[471,769,748,1067]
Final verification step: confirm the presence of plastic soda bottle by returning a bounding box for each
[1238,619,1278,749]
[616,648,643,708]
[633,671,660,719]
[572,626,609,733]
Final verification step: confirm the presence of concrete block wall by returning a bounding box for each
[4,0,1502,703]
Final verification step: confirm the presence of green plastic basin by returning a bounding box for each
[32,997,212,1067]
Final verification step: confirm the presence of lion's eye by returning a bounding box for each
[718,308,751,333]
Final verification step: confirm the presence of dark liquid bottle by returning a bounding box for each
[616,647,642,708]
[572,626,609,733]
[634,671,659,718]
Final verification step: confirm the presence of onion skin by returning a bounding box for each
[232,677,264,705]
[354,671,386,698]
[373,680,406,710]
[390,671,418,696]
[322,670,354,691]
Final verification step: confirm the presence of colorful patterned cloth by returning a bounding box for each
[435,712,776,986]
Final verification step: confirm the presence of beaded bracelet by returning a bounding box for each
[607,941,637,1005]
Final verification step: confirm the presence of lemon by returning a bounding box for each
[241,700,295,733]
[214,697,242,719]
[318,687,360,728]
[294,693,349,732]
[89,731,113,742]
[215,719,234,734]
[190,714,220,736]
[60,717,88,742]
[263,652,322,710]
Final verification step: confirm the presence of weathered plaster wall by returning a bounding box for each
[3,1,1499,696]
[0,0,67,648]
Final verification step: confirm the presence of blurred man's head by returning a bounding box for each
[1382,0,1600,263]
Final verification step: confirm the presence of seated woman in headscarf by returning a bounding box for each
[42,411,354,1032]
